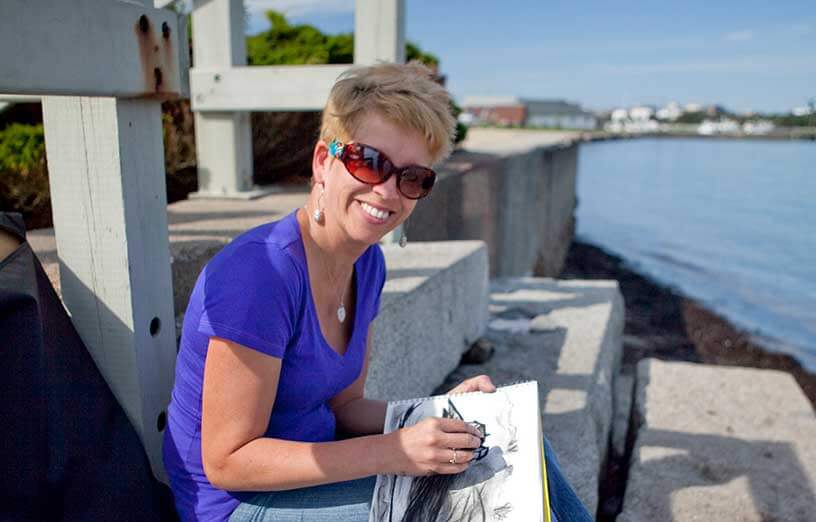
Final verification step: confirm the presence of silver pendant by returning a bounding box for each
[337,304,346,323]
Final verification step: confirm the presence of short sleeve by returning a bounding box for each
[370,245,387,319]
[197,242,302,358]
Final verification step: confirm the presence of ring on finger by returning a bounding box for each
[449,448,458,464]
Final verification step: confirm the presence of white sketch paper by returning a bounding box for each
[370,381,545,522]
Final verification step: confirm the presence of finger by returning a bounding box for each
[436,417,482,437]
[447,383,471,395]
[471,375,496,392]
[432,448,475,467]
[434,463,470,475]
[441,432,482,450]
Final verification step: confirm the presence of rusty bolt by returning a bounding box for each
[162,22,170,38]
[138,15,149,33]
[154,67,163,90]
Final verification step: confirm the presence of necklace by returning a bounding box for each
[324,258,350,324]
[303,206,350,323]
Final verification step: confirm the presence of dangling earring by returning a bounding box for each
[312,184,325,223]
[399,228,408,248]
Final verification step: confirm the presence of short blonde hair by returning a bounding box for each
[320,61,456,166]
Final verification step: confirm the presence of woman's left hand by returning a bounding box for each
[447,374,496,395]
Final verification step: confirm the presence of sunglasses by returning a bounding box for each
[329,140,436,200]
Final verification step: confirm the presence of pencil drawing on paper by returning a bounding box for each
[370,381,542,522]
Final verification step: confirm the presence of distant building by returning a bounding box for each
[698,118,739,135]
[461,96,526,127]
[522,99,597,129]
[610,108,628,122]
[461,97,597,129]
[706,105,728,117]
[656,102,682,121]
[628,105,655,122]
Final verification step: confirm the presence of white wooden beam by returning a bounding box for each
[189,0,266,198]
[190,65,351,112]
[354,0,405,65]
[41,96,177,483]
[0,0,189,98]
[0,95,41,103]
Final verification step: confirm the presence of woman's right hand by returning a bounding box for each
[387,417,484,476]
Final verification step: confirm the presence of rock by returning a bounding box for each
[530,313,560,333]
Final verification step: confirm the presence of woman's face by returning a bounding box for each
[313,112,433,247]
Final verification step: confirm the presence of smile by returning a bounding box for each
[359,201,394,222]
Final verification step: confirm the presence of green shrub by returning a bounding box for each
[0,123,51,227]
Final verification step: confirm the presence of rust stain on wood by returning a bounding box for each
[134,14,179,99]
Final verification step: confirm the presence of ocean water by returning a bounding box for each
[576,137,816,371]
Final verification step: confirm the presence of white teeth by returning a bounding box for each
[360,202,391,221]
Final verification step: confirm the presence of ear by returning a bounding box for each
[312,140,331,186]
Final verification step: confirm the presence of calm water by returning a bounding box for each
[576,137,816,371]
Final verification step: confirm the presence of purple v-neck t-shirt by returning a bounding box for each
[162,210,386,521]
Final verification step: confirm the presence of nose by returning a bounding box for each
[372,171,401,202]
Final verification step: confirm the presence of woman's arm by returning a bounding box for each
[200,336,484,492]
[329,325,387,436]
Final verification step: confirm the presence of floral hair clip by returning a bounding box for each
[328,140,345,159]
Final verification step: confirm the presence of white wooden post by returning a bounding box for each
[355,0,405,243]
[189,0,271,199]
[41,97,177,481]
[354,0,406,64]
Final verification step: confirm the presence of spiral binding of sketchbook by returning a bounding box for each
[369,380,552,522]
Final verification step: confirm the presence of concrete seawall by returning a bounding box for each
[406,141,578,278]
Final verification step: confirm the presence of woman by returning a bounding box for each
[163,62,593,522]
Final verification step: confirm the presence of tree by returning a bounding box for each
[246,10,438,68]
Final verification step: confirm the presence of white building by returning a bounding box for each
[656,101,682,121]
[610,108,628,122]
[698,118,740,135]
[628,105,655,122]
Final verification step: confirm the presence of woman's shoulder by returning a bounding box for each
[203,212,305,290]
[231,210,302,255]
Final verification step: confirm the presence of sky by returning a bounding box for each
[243,0,815,113]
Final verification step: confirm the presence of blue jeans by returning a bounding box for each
[230,437,594,521]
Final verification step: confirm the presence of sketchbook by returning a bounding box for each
[369,380,551,522]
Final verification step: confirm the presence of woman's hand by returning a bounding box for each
[388,417,484,476]
[447,374,496,395]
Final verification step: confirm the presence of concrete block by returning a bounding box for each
[437,277,625,514]
[405,142,578,279]
[365,241,489,401]
[619,359,816,522]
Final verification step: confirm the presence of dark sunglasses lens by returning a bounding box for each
[398,167,435,199]
[344,144,388,184]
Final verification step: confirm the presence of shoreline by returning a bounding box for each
[559,240,816,410]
